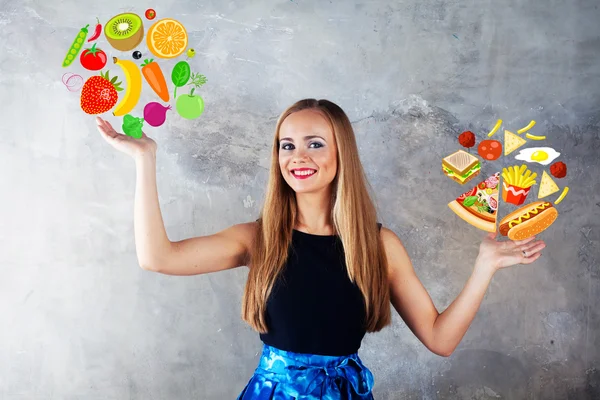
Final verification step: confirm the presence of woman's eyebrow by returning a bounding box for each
[279,135,325,142]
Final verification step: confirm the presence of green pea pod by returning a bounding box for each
[62,24,89,67]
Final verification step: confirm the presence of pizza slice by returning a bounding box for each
[448,172,500,233]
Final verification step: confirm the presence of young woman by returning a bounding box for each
[96,99,545,399]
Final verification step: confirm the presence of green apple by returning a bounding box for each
[176,88,204,120]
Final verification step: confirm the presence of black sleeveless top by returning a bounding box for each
[259,223,382,356]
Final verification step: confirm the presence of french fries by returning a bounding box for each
[555,186,569,205]
[502,164,537,188]
[525,133,546,140]
[487,119,502,137]
[517,120,536,134]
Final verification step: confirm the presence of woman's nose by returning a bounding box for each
[292,149,309,162]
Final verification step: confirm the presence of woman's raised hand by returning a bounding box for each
[476,231,546,273]
[96,117,157,159]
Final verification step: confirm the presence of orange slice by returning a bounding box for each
[146,18,188,59]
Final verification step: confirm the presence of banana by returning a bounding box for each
[112,57,142,117]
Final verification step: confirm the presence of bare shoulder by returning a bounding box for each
[379,226,412,275]
[213,220,260,266]
[233,220,260,256]
[379,226,402,247]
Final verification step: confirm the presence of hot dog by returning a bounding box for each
[499,201,558,240]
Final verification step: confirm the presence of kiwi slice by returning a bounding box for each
[104,13,144,52]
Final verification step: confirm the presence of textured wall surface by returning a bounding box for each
[1,0,599,399]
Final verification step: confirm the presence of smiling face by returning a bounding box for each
[278,108,338,194]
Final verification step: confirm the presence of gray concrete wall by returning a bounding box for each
[1,0,599,398]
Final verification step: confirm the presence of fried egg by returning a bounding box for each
[514,147,560,166]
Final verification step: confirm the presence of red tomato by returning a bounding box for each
[457,186,477,200]
[145,9,156,19]
[80,44,107,71]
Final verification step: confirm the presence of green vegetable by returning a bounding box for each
[171,61,191,98]
[186,72,207,95]
[62,24,89,67]
[183,72,207,98]
[122,114,144,139]
[462,196,478,207]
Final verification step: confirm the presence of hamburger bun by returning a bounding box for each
[499,201,558,240]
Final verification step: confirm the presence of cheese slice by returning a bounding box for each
[443,163,481,183]
[538,170,559,199]
[504,130,527,155]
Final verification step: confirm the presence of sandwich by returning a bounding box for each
[499,201,558,240]
[442,150,481,185]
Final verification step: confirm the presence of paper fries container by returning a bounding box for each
[502,182,530,205]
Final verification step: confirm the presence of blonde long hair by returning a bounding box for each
[241,99,391,333]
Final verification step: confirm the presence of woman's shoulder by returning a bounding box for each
[231,220,260,249]
[377,223,404,247]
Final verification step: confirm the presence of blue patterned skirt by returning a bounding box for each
[236,343,375,399]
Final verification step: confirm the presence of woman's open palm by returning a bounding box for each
[96,117,157,158]
[477,231,546,271]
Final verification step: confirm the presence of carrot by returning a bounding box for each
[140,59,170,102]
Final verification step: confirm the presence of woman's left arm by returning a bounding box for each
[383,227,546,357]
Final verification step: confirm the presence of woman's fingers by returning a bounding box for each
[96,117,115,138]
[96,117,125,142]
[520,251,542,264]
[101,119,117,136]
[522,240,546,252]
[502,235,537,251]
[103,119,117,133]
[520,241,546,257]
[96,122,111,140]
[513,240,545,267]
[493,236,546,268]
[513,236,537,247]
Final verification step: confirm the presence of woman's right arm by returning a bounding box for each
[97,117,256,276]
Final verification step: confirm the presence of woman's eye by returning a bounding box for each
[281,142,323,150]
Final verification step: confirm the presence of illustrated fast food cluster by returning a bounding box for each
[61,10,206,138]
[443,120,569,240]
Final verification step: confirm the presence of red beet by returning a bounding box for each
[144,102,171,127]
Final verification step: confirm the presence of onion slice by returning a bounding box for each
[65,74,83,92]
[62,72,75,85]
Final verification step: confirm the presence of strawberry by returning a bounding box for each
[80,70,123,115]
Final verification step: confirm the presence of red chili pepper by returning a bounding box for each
[87,17,101,42]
